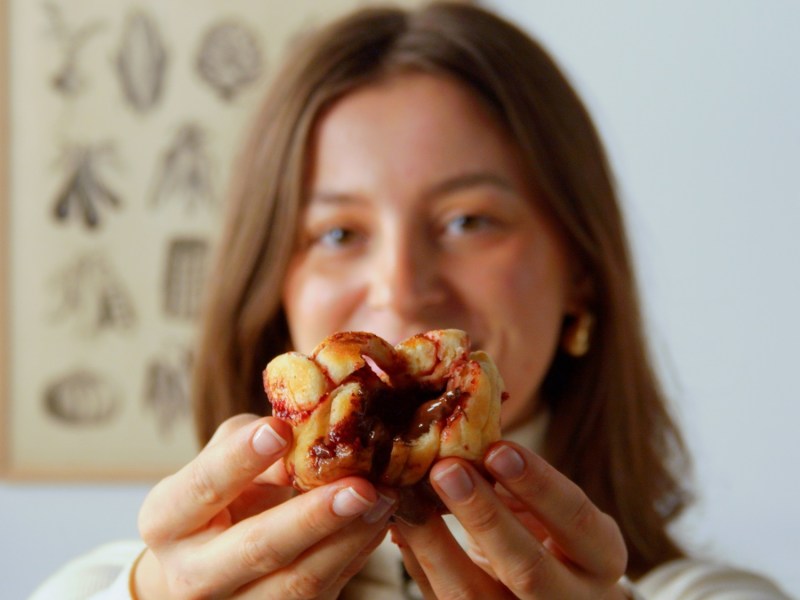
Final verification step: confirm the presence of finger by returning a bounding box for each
[207,413,261,447]
[189,477,383,595]
[140,416,291,542]
[230,445,294,522]
[462,529,498,579]
[253,455,292,487]
[495,486,550,542]
[431,458,590,597]
[484,443,627,580]
[334,521,394,587]
[256,501,395,600]
[227,482,294,523]
[394,516,505,600]
[390,525,437,600]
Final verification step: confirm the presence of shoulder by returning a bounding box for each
[29,540,145,600]
[635,558,791,599]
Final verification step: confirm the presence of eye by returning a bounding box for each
[316,226,362,248]
[444,214,495,235]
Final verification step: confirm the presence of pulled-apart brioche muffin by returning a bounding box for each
[263,329,504,523]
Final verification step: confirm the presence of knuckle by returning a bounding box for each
[503,546,549,596]
[239,528,287,574]
[282,569,330,599]
[298,498,337,538]
[164,559,214,600]
[465,501,503,535]
[166,579,203,600]
[568,495,597,537]
[186,461,224,508]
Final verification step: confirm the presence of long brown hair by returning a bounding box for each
[194,1,691,578]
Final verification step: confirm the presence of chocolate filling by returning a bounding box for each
[308,364,465,481]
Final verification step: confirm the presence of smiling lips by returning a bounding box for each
[263,329,504,523]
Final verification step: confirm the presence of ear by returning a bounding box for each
[560,267,597,358]
[564,265,595,317]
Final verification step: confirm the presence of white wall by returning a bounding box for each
[0,482,151,597]
[487,0,800,595]
[3,1,800,598]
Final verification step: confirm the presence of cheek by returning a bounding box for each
[282,265,357,354]
[497,284,564,426]
[474,245,570,427]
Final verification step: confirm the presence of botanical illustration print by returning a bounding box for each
[115,10,168,113]
[7,0,386,477]
[144,344,193,438]
[44,369,121,426]
[162,237,210,319]
[51,143,122,230]
[150,124,216,212]
[43,2,105,96]
[48,252,136,335]
[196,20,263,101]
[9,1,266,475]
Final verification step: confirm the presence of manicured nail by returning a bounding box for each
[252,423,287,456]
[486,445,525,480]
[433,463,474,501]
[332,487,374,517]
[363,493,395,524]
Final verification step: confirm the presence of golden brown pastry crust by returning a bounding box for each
[263,329,504,523]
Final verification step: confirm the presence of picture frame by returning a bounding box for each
[0,0,426,480]
[1,0,9,475]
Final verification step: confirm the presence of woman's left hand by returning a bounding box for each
[393,442,629,599]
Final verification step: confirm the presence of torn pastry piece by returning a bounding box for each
[263,329,504,523]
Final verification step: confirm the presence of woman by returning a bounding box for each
[32,2,789,599]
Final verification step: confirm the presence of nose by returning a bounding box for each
[366,226,447,318]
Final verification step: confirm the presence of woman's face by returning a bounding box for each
[282,72,579,429]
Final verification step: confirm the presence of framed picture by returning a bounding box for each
[0,0,426,479]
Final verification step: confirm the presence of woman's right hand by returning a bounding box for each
[134,414,395,599]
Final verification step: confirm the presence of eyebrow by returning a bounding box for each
[304,191,368,206]
[424,171,515,200]
[306,171,515,206]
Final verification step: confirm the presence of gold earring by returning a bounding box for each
[562,312,594,357]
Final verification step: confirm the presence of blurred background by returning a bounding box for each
[2,1,799,597]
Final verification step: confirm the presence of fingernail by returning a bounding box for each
[333,487,374,517]
[363,493,395,524]
[486,445,525,480]
[433,463,474,501]
[252,423,287,456]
